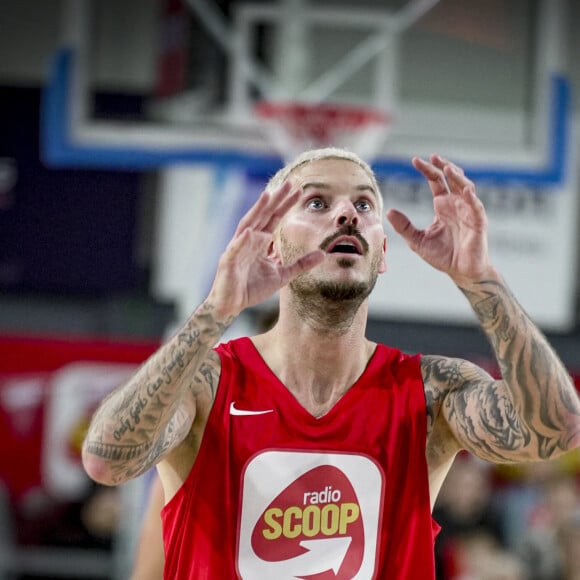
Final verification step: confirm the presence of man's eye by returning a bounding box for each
[307,198,325,210]
[356,199,372,211]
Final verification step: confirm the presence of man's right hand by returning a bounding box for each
[207,181,324,318]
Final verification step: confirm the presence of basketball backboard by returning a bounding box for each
[46,0,570,177]
[41,0,580,331]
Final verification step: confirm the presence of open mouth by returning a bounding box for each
[326,237,364,255]
[329,243,361,255]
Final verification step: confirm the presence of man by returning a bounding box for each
[82,148,580,579]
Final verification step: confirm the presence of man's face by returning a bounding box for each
[274,158,387,302]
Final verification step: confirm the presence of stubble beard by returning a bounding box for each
[280,233,382,332]
[291,260,377,302]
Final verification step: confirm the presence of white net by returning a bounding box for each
[255,101,391,161]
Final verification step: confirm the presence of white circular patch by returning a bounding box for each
[237,450,384,579]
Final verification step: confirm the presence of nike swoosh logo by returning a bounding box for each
[229,402,274,416]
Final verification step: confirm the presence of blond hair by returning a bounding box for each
[265,147,384,215]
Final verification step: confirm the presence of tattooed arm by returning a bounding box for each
[388,154,580,466]
[82,181,324,487]
[82,305,231,486]
[422,274,580,465]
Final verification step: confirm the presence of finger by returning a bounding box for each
[386,208,422,248]
[234,181,294,237]
[443,165,476,198]
[279,250,325,285]
[430,154,474,197]
[458,182,487,226]
[234,189,273,237]
[224,228,274,265]
[261,185,302,234]
[430,154,465,175]
[412,156,449,197]
[263,178,303,221]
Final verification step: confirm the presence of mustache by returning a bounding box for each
[319,224,369,254]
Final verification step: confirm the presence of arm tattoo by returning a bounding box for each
[191,351,221,401]
[426,279,580,463]
[423,356,530,463]
[83,440,153,463]
[83,302,230,483]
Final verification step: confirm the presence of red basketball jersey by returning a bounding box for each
[162,337,437,579]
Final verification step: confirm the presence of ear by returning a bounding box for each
[378,235,387,274]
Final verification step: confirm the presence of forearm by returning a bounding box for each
[458,271,580,458]
[82,300,234,484]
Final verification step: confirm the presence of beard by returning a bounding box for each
[289,264,379,306]
[278,230,383,333]
[280,232,381,305]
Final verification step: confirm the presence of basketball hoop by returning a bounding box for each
[254,100,391,162]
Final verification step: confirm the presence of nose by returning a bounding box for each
[336,203,359,227]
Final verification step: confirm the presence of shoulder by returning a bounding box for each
[420,354,481,425]
[372,342,421,370]
[420,354,493,401]
[420,354,487,398]
[420,353,497,456]
[419,355,467,483]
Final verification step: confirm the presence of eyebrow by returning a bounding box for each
[301,182,376,195]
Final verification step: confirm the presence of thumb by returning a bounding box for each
[279,250,325,285]
[386,208,419,244]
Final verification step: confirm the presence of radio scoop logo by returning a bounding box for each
[237,450,383,579]
[251,465,364,578]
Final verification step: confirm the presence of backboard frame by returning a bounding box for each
[42,0,570,186]
[39,0,580,331]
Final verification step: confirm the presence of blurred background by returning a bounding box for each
[1,0,580,578]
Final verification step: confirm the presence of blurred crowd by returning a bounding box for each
[1,309,579,579]
[433,450,580,580]
[1,442,580,579]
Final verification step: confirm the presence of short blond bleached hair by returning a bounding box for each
[265,147,384,216]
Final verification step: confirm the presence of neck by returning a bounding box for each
[285,281,370,335]
[253,292,374,417]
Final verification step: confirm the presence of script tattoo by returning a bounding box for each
[83,301,233,483]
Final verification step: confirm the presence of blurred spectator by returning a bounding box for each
[80,485,121,543]
[557,508,580,580]
[494,450,580,550]
[516,470,580,580]
[434,454,506,579]
[451,530,525,580]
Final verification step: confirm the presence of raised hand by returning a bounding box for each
[208,181,324,316]
[386,154,494,284]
